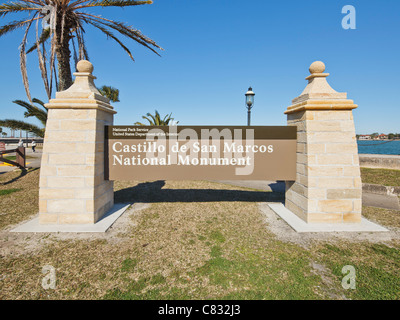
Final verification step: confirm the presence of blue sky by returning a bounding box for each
[0,0,399,135]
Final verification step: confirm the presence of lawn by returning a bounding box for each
[0,168,399,300]
[360,167,400,187]
[0,169,39,229]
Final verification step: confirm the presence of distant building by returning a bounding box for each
[358,135,371,140]
[378,134,388,140]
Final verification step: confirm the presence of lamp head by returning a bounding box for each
[245,87,255,108]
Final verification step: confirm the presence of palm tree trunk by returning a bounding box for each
[55,22,73,91]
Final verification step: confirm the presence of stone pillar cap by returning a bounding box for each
[292,61,347,104]
[76,60,94,73]
[306,61,329,80]
[284,61,358,114]
[45,60,115,114]
[54,60,109,103]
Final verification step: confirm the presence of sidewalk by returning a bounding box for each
[362,183,400,210]
[24,148,42,168]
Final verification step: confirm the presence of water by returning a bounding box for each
[357,140,400,155]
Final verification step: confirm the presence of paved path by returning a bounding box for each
[24,149,42,168]
[362,192,400,211]
[0,147,42,174]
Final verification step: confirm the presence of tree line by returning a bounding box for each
[357,133,400,140]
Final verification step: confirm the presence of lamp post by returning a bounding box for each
[245,87,255,126]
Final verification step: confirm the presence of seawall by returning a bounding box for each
[359,154,400,170]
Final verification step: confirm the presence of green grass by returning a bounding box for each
[0,168,39,229]
[209,230,226,243]
[103,244,324,300]
[121,258,138,272]
[1,155,34,161]
[361,167,400,186]
[316,242,400,300]
[0,188,21,196]
[2,156,17,161]
[101,221,326,300]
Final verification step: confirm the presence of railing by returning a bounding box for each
[0,147,26,169]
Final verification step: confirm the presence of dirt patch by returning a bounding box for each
[310,262,348,300]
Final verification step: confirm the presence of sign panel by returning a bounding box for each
[105,126,297,181]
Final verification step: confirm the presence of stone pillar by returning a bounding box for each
[39,60,116,224]
[284,61,362,223]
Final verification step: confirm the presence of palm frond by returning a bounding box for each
[136,110,177,126]
[75,26,89,61]
[71,36,79,68]
[35,18,51,99]
[102,19,163,55]
[162,112,171,122]
[0,2,39,18]
[76,0,153,9]
[133,121,146,126]
[12,99,48,126]
[0,17,39,37]
[145,112,158,125]
[141,115,154,125]
[19,13,38,103]
[85,19,135,61]
[98,85,120,102]
[32,98,46,108]
[0,119,44,137]
[26,27,50,53]
[80,13,163,54]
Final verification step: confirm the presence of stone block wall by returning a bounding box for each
[39,61,116,224]
[285,61,362,223]
[285,109,362,223]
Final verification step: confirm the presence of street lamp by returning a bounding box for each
[245,87,255,126]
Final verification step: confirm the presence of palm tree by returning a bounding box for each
[134,110,178,126]
[0,84,119,137]
[1,132,7,137]
[0,0,162,101]
[98,85,120,103]
[0,98,47,137]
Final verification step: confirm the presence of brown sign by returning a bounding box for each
[105,126,297,181]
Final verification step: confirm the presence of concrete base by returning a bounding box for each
[10,203,131,233]
[268,203,388,233]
